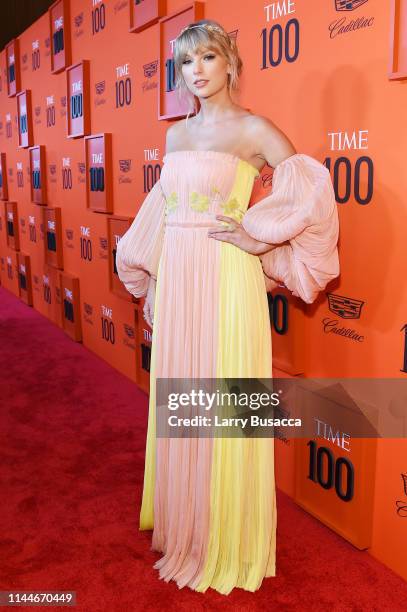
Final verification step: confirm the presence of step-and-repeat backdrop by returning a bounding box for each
[0,0,406,581]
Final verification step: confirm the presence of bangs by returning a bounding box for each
[174,29,221,63]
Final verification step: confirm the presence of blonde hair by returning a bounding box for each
[173,19,243,123]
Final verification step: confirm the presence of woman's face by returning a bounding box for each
[181,45,230,97]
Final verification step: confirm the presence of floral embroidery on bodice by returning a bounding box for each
[159,150,260,225]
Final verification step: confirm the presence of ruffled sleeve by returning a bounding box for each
[115,179,166,298]
[241,153,340,304]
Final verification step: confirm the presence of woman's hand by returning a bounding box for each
[208,215,276,255]
[143,277,156,328]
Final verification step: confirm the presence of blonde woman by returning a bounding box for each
[116,19,340,594]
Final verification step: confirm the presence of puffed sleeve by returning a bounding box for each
[241,153,340,304]
[115,179,166,298]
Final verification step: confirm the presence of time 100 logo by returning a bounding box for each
[260,18,299,68]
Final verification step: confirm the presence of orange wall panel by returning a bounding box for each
[0,0,406,584]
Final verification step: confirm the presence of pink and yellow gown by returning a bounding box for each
[115,150,340,595]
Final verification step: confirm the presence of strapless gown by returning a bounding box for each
[115,149,340,594]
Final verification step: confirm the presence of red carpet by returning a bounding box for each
[1,285,406,611]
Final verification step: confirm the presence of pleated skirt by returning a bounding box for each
[139,225,277,595]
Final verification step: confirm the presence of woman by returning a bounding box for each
[115,19,340,594]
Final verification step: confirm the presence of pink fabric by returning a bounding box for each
[149,153,239,586]
[115,180,166,298]
[242,153,340,303]
[118,152,240,586]
[115,149,340,592]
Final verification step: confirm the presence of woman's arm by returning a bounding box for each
[244,117,298,255]
[247,114,297,169]
[240,147,340,303]
[208,116,297,255]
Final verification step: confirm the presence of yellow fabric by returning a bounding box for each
[139,263,162,530]
[195,161,277,594]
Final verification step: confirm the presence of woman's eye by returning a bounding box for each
[182,55,215,65]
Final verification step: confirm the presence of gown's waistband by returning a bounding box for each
[165,221,227,229]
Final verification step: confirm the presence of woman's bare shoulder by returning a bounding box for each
[246,113,288,139]
[246,113,297,167]
[165,119,187,154]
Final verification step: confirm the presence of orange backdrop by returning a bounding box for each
[0,0,406,583]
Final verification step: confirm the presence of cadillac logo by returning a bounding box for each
[77,162,85,174]
[74,13,84,27]
[335,0,368,10]
[143,60,158,78]
[66,229,74,240]
[95,80,105,95]
[49,164,56,175]
[119,159,131,172]
[99,237,108,250]
[327,293,364,319]
[84,303,93,315]
[124,324,135,339]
